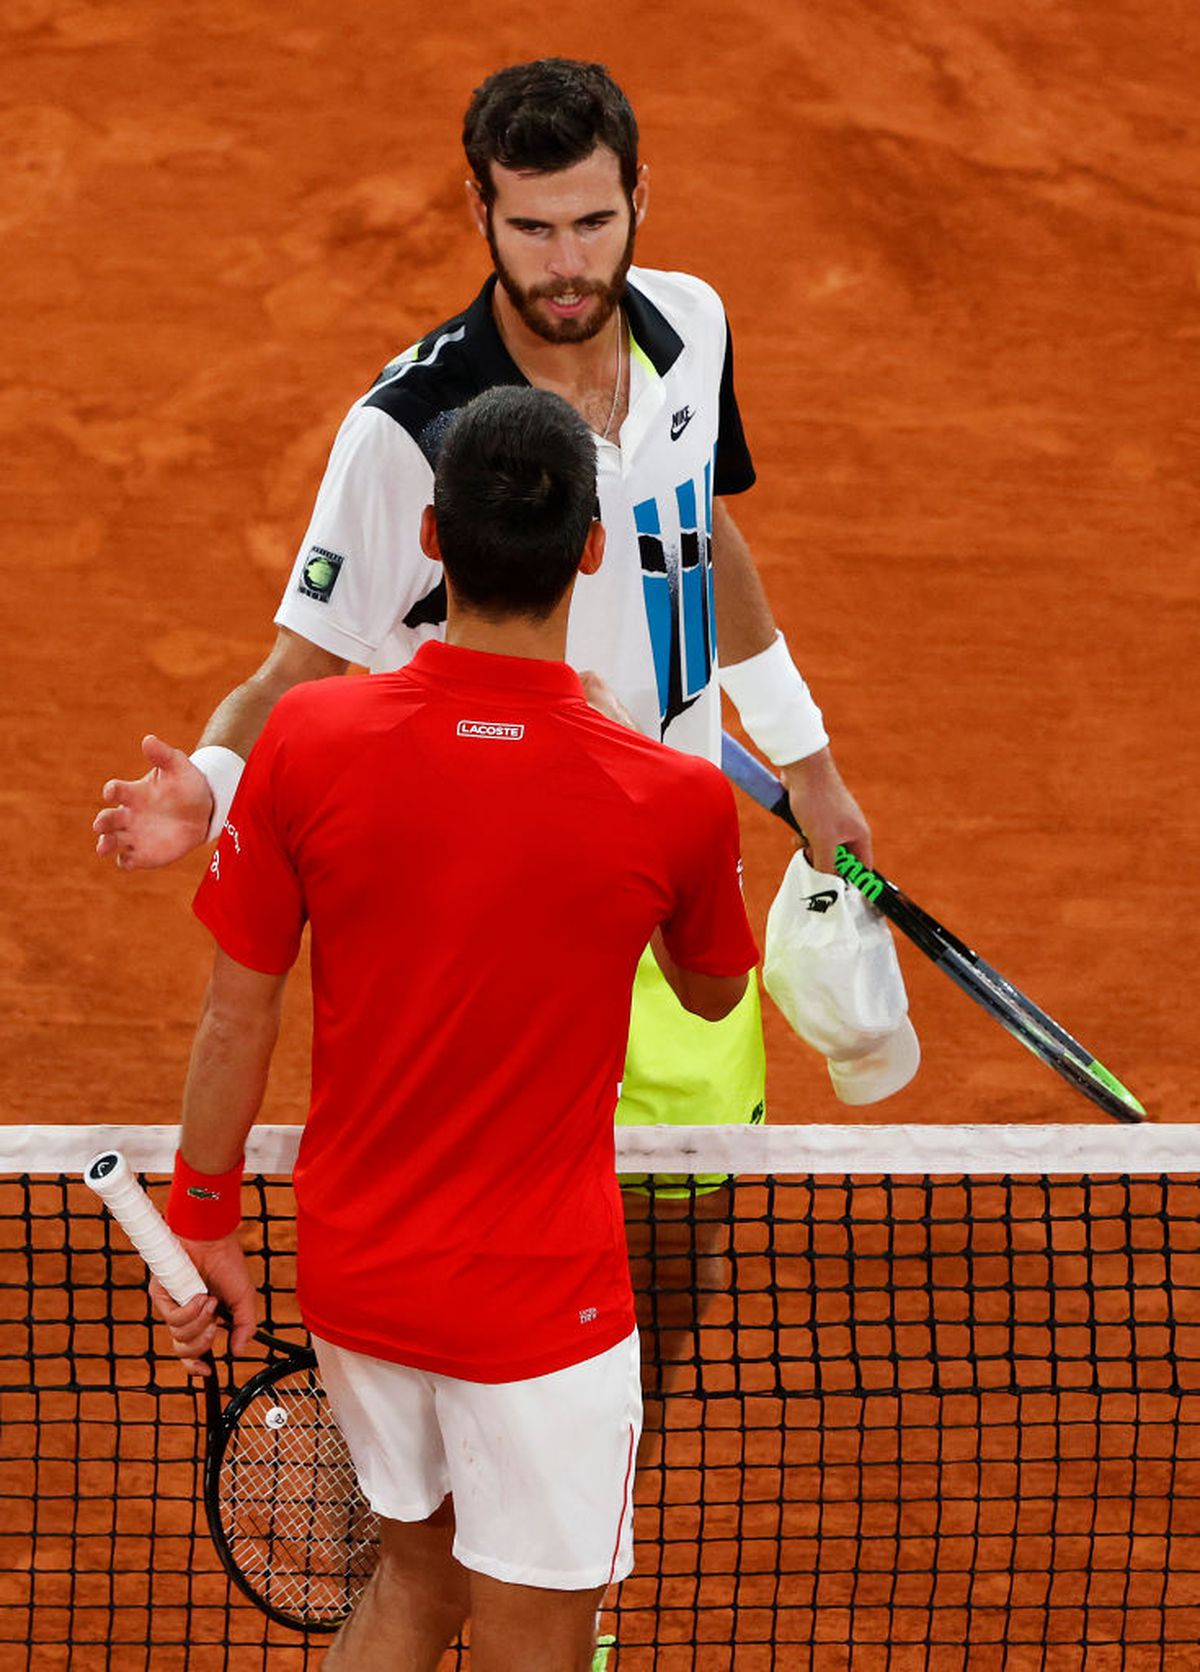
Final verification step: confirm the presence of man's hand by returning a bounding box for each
[94,735,214,869]
[148,1231,258,1380]
[579,669,638,730]
[780,746,873,875]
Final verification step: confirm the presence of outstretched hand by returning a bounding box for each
[148,1231,259,1381]
[94,735,213,870]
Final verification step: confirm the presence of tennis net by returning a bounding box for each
[3,1122,1199,1671]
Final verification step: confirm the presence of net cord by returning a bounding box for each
[2,1122,1195,1178]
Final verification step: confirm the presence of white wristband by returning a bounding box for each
[717,631,829,765]
[189,746,246,843]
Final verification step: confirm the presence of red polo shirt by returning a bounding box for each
[194,641,758,1381]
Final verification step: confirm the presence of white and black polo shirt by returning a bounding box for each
[274,265,755,759]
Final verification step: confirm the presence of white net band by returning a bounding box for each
[3,1122,1198,1178]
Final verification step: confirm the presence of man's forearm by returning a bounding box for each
[195,670,290,761]
[162,960,276,1354]
[191,670,291,841]
[712,498,830,766]
[179,967,287,1172]
[191,629,349,839]
[196,629,348,758]
[711,497,777,663]
[710,498,871,864]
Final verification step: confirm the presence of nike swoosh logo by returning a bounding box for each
[670,407,694,440]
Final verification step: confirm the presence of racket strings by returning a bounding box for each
[218,1367,379,1623]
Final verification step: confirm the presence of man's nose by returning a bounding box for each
[545,233,587,280]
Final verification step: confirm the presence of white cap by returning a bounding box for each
[763,850,920,1105]
[827,1015,921,1105]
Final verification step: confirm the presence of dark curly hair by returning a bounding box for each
[463,58,639,205]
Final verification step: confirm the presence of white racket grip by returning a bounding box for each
[83,1151,209,1306]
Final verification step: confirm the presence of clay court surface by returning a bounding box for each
[2,1,1198,1667]
[3,0,1197,1132]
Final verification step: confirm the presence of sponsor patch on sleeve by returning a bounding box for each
[297,546,345,603]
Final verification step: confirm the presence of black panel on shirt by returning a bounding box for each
[376,275,754,628]
[402,576,448,632]
[367,275,754,493]
[365,278,525,469]
[621,283,684,376]
[714,317,756,497]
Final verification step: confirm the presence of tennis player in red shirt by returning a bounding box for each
[151,384,759,1671]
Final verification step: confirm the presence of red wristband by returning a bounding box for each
[166,1151,244,1240]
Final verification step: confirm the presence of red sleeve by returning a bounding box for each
[659,762,759,976]
[192,714,306,975]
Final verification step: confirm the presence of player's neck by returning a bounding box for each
[492,286,616,392]
[445,604,569,665]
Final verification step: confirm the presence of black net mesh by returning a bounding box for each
[3,1127,1199,1670]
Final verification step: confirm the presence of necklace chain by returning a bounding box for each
[498,304,625,441]
[600,309,625,442]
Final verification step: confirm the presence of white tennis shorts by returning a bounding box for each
[312,1330,642,1591]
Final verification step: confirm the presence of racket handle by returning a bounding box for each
[721,732,804,834]
[84,1150,209,1306]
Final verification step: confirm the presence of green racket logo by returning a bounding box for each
[834,845,884,905]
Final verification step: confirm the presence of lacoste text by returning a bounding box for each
[457,721,525,741]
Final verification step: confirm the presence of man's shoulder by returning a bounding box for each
[270,668,417,737]
[626,266,727,334]
[354,280,519,464]
[623,266,730,385]
[574,712,731,812]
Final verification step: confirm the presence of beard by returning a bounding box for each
[488,207,637,344]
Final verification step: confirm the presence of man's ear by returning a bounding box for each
[419,503,441,563]
[579,521,606,576]
[464,177,488,237]
[632,163,650,229]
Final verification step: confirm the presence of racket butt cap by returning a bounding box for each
[84,1150,130,1195]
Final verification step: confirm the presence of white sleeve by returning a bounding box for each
[274,403,440,665]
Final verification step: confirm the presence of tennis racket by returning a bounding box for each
[721,731,1146,1125]
[83,1150,379,1633]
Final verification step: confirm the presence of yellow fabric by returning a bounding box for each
[616,945,765,1196]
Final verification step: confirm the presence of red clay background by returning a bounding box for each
[3,0,1197,1131]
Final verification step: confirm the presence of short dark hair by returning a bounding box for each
[433,387,598,619]
[463,59,639,205]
